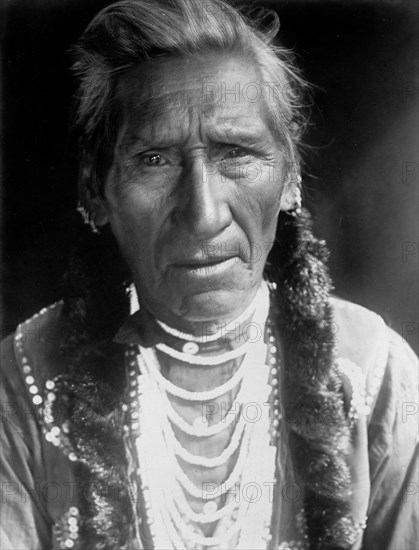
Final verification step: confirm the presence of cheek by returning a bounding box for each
[238,173,282,236]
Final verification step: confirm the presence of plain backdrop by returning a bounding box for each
[1,0,418,353]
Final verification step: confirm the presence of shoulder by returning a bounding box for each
[329,296,418,419]
[1,301,66,384]
[1,302,67,428]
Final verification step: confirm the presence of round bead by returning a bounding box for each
[68,452,77,462]
[45,380,55,390]
[69,507,79,516]
[51,426,61,436]
[25,375,35,385]
[270,345,277,354]
[33,395,42,405]
[182,342,199,355]
[203,501,218,514]
[68,517,78,526]
[29,385,39,395]
[23,365,31,374]
[47,392,56,402]
[45,432,53,442]
[64,539,74,548]
[269,357,277,365]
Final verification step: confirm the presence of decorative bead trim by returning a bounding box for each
[336,358,368,428]
[42,377,78,462]
[364,338,388,416]
[52,506,80,549]
[14,303,78,463]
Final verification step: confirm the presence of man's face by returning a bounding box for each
[97,52,290,329]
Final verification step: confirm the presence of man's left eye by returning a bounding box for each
[140,153,168,166]
[225,147,246,159]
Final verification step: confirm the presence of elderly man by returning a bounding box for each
[1,1,417,549]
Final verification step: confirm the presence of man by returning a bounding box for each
[1,1,418,549]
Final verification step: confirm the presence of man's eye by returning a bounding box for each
[224,147,248,160]
[140,153,168,166]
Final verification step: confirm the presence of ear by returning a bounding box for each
[87,194,110,227]
[279,179,297,212]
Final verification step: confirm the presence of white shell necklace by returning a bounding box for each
[126,281,280,549]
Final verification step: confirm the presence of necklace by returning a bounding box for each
[124,281,280,549]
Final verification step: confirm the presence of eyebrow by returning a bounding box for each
[118,113,273,155]
[205,121,272,147]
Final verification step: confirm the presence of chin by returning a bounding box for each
[173,287,254,325]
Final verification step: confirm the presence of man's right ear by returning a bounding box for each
[87,195,109,227]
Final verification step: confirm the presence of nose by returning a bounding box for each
[173,156,232,240]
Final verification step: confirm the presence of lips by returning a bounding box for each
[168,256,239,282]
[174,256,236,268]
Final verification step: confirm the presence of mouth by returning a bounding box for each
[171,256,239,278]
[177,256,235,268]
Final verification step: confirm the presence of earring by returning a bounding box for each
[289,184,302,217]
[76,202,100,234]
[283,175,302,217]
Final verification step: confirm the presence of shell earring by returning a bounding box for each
[77,202,100,234]
[281,174,302,216]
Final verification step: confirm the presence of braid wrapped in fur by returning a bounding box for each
[269,210,356,549]
[58,225,135,550]
[58,209,357,550]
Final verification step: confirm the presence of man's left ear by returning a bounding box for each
[279,174,302,213]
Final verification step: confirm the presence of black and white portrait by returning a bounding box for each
[1,1,418,549]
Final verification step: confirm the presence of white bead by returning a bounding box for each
[182,342,199,355]
[203,501,218,514]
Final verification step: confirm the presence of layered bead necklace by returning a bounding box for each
[125,281,281,549]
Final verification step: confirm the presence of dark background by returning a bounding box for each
[1,0,418,352]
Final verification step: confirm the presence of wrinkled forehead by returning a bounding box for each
[114,52,267,140]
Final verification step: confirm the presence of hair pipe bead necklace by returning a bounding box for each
[124,281,282,549]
